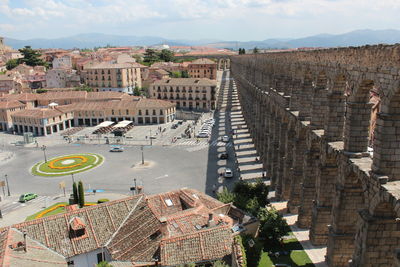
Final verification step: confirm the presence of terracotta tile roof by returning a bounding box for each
[85,62,140,69]
[152,78,217,86]
[86,91,126,100]
[190,58,217,65]
[13,195,143,258]
[0,100,25,109]
[160,226,232,266]
[0,228,10,266]
[39,91,87,100]
[0,93,40,102]
[106,199,162,263]
[11,108,64,119]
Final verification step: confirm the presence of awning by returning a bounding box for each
[113,120,133,128]
[97,121,114,128]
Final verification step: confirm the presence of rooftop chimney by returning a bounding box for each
[207,213,216,227]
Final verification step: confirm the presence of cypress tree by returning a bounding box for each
[72,182,79,205]
[78,181,85,208]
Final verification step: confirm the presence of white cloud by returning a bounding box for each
[0,0,399,40]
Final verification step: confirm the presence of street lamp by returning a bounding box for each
[71,173,75,184]
[141,145,144,165]
[5,174,10,196]
[41,145,47,163]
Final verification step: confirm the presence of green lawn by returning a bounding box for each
[31,153,104,177]
[258,238,315,267]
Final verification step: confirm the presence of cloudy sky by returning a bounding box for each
[1,0,400,41]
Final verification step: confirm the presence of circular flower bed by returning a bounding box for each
[31,153,104,177]
[48,156,88,169]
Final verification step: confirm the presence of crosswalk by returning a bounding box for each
[1,195,50,215]
[169,138,234,152]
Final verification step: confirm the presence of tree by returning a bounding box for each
[257,207,290,245]
[159,49,175,62]
[143,48,159,64]
[170,71,182,78]
[133,86,142,96]
[97,262,113,267]
[74,85,93,92]
[78,181,85,208]
[18,46,48,67]
[72,182,79,205]
[6,59,19,70]
[217,187,235,204]
[181,70,189,78]
[252,47,259,54]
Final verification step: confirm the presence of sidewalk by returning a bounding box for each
[271,201,328,267]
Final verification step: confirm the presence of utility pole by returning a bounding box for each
[141,145,144,165]
[134,178,137,195]
[5,175,10,196]
[150,129,152,146]
[71,173,75,184]
[41,145,47,163]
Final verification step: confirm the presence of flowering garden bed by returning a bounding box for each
[31,153,104,177]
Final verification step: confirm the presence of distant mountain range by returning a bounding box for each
[4,29,400,50]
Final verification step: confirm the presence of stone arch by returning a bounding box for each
[343,79,375,153]
[326,164,366,267]
[351,201,400,267]
[372,86,400,181]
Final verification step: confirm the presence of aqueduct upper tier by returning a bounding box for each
[231,44,400,267]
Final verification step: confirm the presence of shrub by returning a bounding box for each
[72,182,79,205]
[257,207,290,246]
[217,187,235,204]
[78,181,85,208]
[97,198,109,204]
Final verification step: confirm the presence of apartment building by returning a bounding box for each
[149,78,218,110]
[84,62,142,94]
[188,58,217,79]
[46,69,80,88]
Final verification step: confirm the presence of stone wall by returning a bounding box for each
[231,44,400,267]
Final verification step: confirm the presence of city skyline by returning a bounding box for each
[1,0,400,41]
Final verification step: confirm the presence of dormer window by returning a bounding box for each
[69,217,87,239]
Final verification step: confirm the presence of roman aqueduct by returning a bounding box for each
[231,45,400,267]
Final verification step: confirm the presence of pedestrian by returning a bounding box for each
[212,184,217,194]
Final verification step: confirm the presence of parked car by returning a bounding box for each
[177,121,183,125]
[110,146,124,152]
[197,132,209,138]
[224,168,233,178]
[219,153,228,159]
[19,193,38,203]
[222,135,230,142]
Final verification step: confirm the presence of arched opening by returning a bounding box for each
[343,79,375,153]
[372,87,400,180]
[298,71,314,120]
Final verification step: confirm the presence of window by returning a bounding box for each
[145,110,149,115]
[97,252,105,263]
[126,109,129,115]
[112,110,114,115]
[138,110,142,115]
[152,110,156,115]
